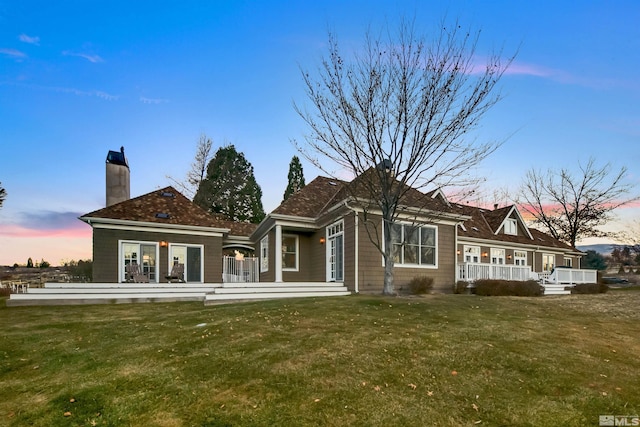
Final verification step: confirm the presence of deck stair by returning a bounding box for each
[6,282,350,306]
[204,282,350,304]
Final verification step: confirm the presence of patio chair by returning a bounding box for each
[166,263,185,283]
[125,263,149,283]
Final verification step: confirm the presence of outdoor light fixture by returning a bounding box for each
[319,237,326,244]
[456,250,461,255]
[160,241,168,247]
[507,254,512,260]
[482,252,488,258]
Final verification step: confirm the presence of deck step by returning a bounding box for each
[213,286,348,294]
[205,290,351,303]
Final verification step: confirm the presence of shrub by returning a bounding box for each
[407,276,434,295]
[474,279,543,297]
[571,283,609,294]
[0,287,10,297]
[453,281,468,294]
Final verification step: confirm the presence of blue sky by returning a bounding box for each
[1,0,639,265]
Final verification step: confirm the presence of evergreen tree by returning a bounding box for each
[194,145,265,223]
[26,257,33,268]
[283,156,306,201]
[582,250,608,271]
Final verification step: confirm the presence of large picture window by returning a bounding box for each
[390,223,437,266]
[169,244,203,282]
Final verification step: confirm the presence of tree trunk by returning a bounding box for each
[383,252,395,295]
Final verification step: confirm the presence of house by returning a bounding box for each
[79,149,588,293]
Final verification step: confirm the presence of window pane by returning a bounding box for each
[421,247,435,265]
[404,245,419,264]
[283,253,296,269]
[392,243,402,263]
[405,225,419,245]
[391,223,402,244]
[421,227,435,246]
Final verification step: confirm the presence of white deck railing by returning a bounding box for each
[457,263,534,282]
[457,262,597,284]
[222,256,259,283]
[546,267,597,284]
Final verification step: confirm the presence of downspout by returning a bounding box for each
[344,201,359,294]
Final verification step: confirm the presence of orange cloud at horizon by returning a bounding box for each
[0,226,92,266]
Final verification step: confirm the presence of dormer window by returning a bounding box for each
[504,219,517,235]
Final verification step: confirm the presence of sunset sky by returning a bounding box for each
[1,0,639,266]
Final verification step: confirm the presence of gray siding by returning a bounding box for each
[92,228,222,283]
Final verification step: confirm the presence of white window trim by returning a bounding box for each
[513,250,528,266]
[260,235,269,273]
[543,253,556,272]
[118,240,159,283]
[490,248,506,265]
[383,222,438,269]
[464,245,481,263]
[504,218,517,235]
[326,220,344,282]
[282,234,299,272]
[564,257,573,267]
[168,243,204,283]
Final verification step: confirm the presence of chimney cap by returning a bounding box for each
[106,147,129,168]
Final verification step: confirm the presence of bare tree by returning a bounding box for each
[516,158,638,248]
[167,134,214,199]
[294,19,513,294]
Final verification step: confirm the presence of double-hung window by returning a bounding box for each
[390,223,437,266]
[282,235,298,271]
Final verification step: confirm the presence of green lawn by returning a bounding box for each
[2,291,639,426]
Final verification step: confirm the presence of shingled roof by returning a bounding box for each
[455,202,576,251]
[272,169,459,220]
[272,176,345,217]
[81,186,255,236]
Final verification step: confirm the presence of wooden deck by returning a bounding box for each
[5,282,350,306]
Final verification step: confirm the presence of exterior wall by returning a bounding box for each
[354,216,457,294]
[92,228,222,283]
[456,241,582,275]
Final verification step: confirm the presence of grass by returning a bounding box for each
[2,291,640,426]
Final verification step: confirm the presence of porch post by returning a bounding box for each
[275,224,283,282]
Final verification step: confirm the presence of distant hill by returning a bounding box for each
[577,244,614,255]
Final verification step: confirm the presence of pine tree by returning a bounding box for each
[194,145,266,223]
[283,156,306,201]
